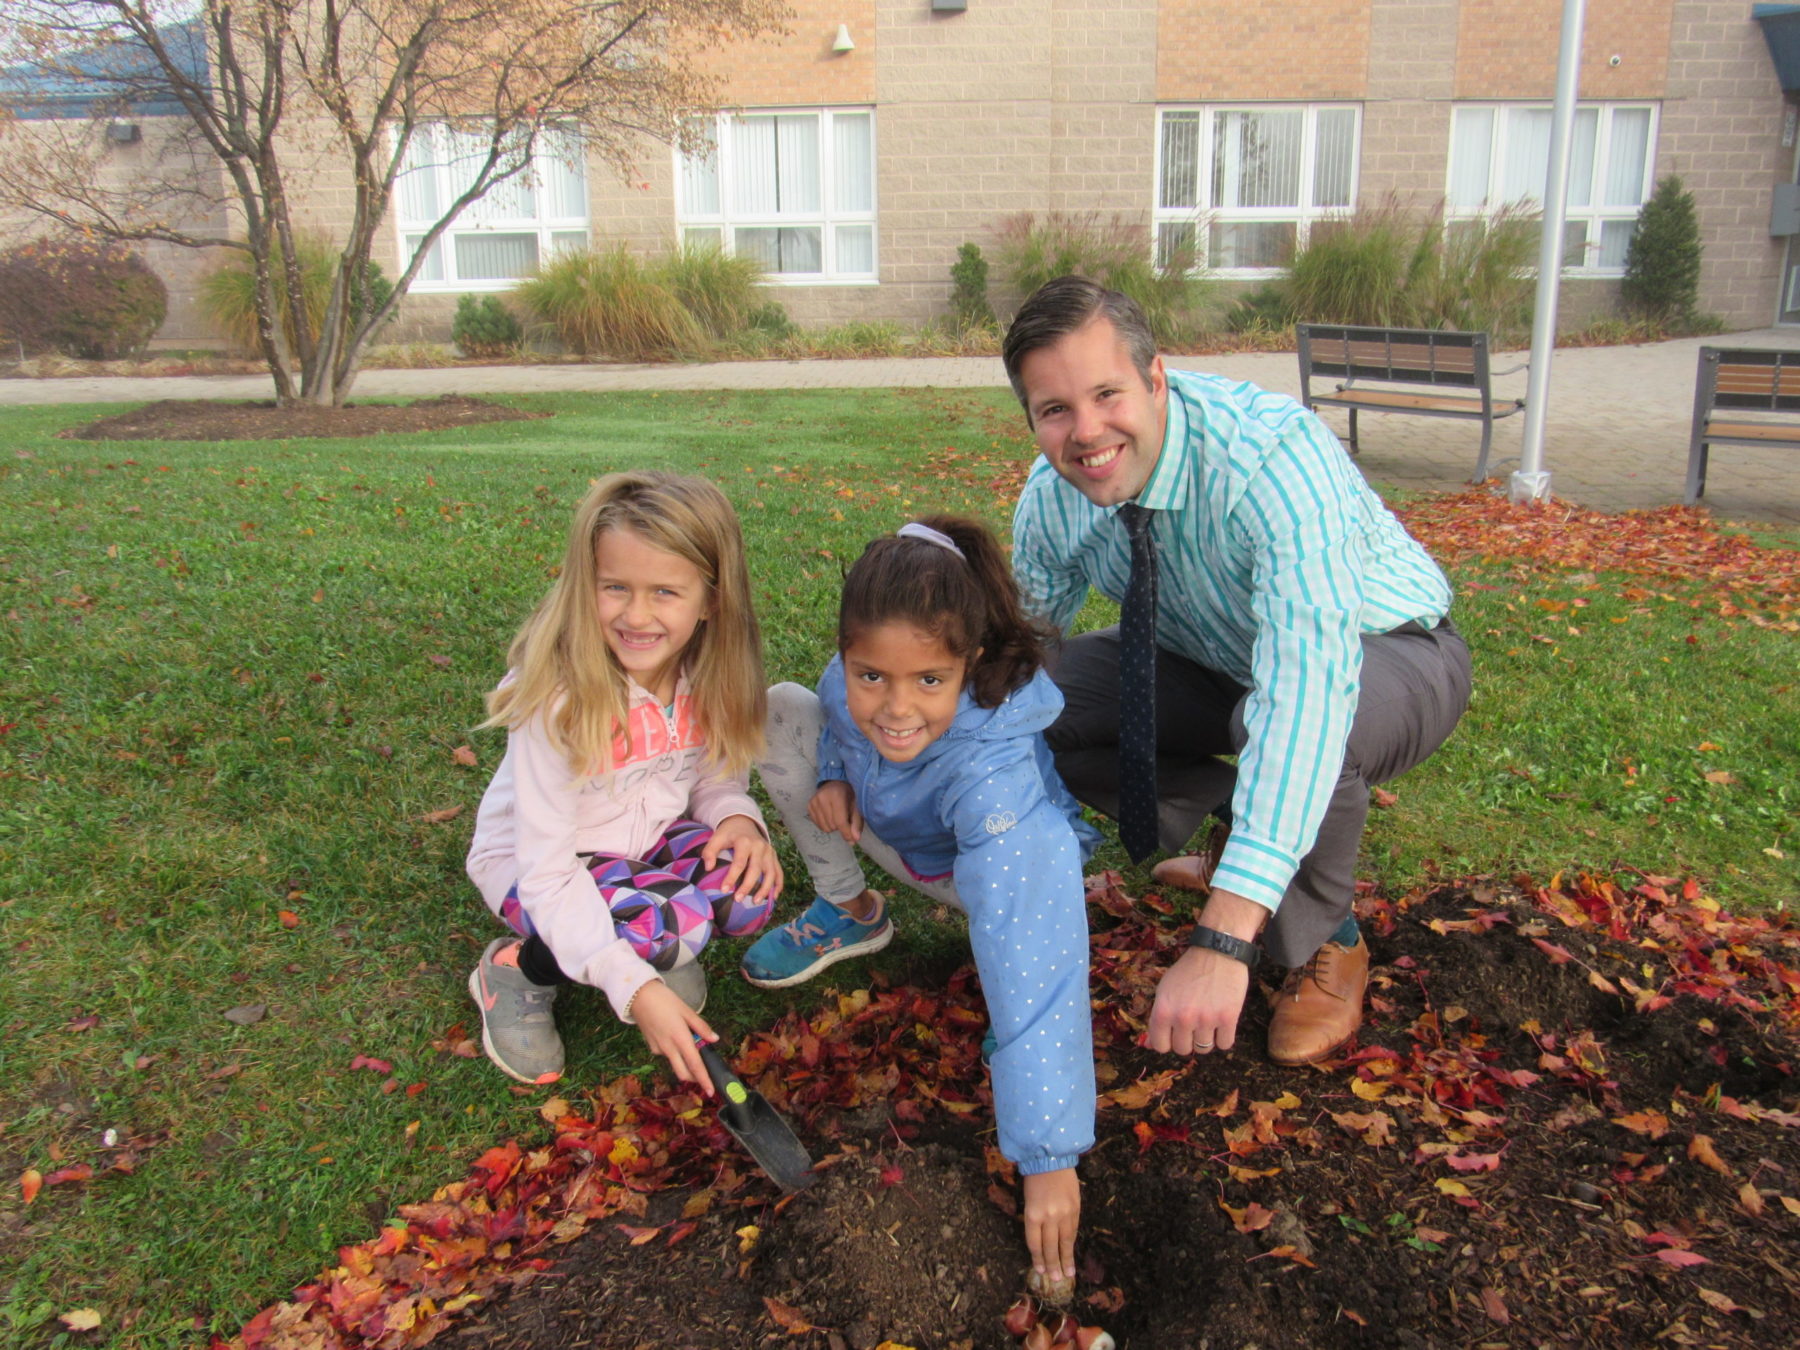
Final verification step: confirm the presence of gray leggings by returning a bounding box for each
[758,682,962,913]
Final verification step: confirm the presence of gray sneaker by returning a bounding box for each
[621,960,708,1024]
[468,938,564,1085]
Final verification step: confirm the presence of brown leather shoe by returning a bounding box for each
[1267,936,1368,1065]
[1150,822,1229,894]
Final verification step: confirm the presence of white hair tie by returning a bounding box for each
[897,521,966,560]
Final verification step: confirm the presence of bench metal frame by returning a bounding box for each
[1685,346,1800,504]
[1296,323,1526,482]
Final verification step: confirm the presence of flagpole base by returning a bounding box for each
[1508,470,1552,504]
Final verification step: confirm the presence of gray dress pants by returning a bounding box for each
[1045,620,1472,967]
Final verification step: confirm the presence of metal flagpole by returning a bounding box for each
[1511,0,1589,504]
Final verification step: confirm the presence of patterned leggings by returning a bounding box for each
[500,820,773,984]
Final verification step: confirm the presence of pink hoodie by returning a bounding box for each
[465,671,765,1018]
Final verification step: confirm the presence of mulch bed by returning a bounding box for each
[220,870,1800,1350]
[59,397,546,443]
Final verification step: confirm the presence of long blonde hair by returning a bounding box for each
[482,471,765,778]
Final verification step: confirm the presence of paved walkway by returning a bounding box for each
[5,328,1798,523]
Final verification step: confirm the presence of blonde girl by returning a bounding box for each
[465,471,781,1091]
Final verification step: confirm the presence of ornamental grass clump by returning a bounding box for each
[513,245,703,360]
[200,234,392,355]
[651,243,767,340]
[993,211,1210,346]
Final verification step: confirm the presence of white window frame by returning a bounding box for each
[676,107,878,285]
[1153,103,1362,278]
[393,124,590,292]
[1445,102,1659,277]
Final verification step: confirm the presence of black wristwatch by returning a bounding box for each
[1188,924,1261,970]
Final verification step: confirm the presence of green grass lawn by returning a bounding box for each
[1,390,1795,1347]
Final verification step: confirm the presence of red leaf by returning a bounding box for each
[877,1162,904,1187]
[451,744,479,767]
[1371,787,1399,809]
[277,910,300,929]
[67,1014,100,1032]
[1653,1248,1709,1267]
[350,1055,394,1074]
[1445,1151,1502,1173]
[1480,1287,1511,1325]
[1530,938,1575,964]
[44,1164,94,1187]
[616,1224,661,1246]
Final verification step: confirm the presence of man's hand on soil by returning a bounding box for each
[1146,888,1266,1055]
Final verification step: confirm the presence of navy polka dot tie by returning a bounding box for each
[1117,502,1159,862]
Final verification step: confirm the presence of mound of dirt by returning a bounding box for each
[61,395,546,442]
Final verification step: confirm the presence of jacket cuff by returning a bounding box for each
[1016,1152,1084,1176]
[1211,832,1299,914]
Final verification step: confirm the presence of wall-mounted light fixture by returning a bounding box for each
[832,23,855,53]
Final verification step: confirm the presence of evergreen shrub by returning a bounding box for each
[1621,176,1702,324]
[452,295,523,358]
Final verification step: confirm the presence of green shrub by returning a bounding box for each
[992,211,1209,345]
[747,300,797,338]
[0,238,167,359]
[651,243,766,339]
[512,245,702,360]
[949,242,994,331]
[452,294,523,359]
[199,235,393,354]
[1621,176,1703,324]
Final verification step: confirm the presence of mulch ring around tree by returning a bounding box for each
[222,872,1800,1350]
[60,396,547,443]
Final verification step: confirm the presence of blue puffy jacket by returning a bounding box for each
[815,655,1100,1174]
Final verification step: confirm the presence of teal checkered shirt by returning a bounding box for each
[1012,368,1454,913]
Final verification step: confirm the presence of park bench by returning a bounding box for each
[1295,323,1526,482]
[1685,346,1800,504]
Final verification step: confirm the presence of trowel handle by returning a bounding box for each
[694,1037,753,1129]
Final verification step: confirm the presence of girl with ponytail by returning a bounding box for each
[742,514,1100,1287]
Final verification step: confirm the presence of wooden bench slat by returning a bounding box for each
[1703,419,1800,443]
[1688,345,1800,503]
[1322,389,1497,414]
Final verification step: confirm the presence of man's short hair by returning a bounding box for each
[1001,275,1159,412]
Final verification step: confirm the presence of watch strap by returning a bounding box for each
[1187,923,1261,970]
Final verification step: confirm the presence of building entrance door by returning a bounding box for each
[1782,138,1800,324]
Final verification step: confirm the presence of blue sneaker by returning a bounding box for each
[741,894,893,989]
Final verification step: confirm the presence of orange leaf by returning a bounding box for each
[763,1297,815,1334]
[452,744,479,767]
[1611,1110,1669,1139]
[278,909,300,929]
[43,1164,93,1187]
[1371,787,1398,808]
[20,1169,41,1204]
[1687,1134,1731,1176]
[1530,938,1575,964]
[420,805,464,824]
[1736,1182,1765,1218]
[616,1224,661,1245]
[1697,1288,1742,1314]
[1702,770,1736,785]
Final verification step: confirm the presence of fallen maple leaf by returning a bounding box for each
[763,1296,815,1334]
[58,1309,102,1332]
[616,1224,661,1245]
[1611,1109,1670,1139]
[452,744,479,767]
[350,1055,393,1074]
[1687,1134,1731,1176]
[1696,1288,1745,1315]
[223,1004,267,1026]
[1702,770,1736,785]
[1653,1247,1708,1267]
[1736,1182,1766,1218]
[1782,1196,1800,1217]
[44,1164,94,1187]
[1371,787,1398,808]
[67,1014,100,1032]
[1444,1151,1502,1173]
[1530,938,1576,964]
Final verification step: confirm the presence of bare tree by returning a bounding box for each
[0,0,784,405]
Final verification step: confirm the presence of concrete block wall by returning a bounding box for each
[1657,0,1788,328]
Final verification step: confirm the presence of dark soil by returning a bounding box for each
[441,879,1800,1350]
[60,396,546,442]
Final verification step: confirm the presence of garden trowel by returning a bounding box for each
[694,1039,816,1192]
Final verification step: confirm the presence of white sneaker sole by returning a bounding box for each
[467,964,563,1086]
[741,922,894,990]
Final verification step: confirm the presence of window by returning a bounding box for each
[395,125,589,290]
[1155,105,1359,274]
[1447,104,1656,273]
[677,109,876,282]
